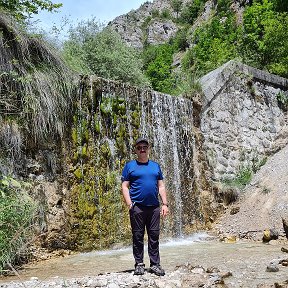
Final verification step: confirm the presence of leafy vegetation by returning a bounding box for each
[276,91,288,110]
[0,0,62,20]
[0,13,74,146]
[170,0,183,19]
[223,167,253,189]
[0,175,36,272]
[182,14,240,77]
[62,18,150,87]
[178,0,206,24]
[143,43,176,93]
[240,0,288,77]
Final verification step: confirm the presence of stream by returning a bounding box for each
[1,233,287,287]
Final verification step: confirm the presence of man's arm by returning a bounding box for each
[121,181,133,209]
[158,179,169,217]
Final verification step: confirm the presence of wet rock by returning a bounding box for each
[230,206,240,215]
[266,264,279,272]
[274,280,288,288]
[206,266,220,273]
[279,259,288,266]
[220,235,237,243]
[281,247,288,253]
[282,218,288,239]
[262,229,279,243]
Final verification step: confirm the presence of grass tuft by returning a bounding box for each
[0,174,36,273]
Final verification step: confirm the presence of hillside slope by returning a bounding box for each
[214,143,288,240]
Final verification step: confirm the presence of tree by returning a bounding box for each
[0,0,62,20]
[182,15,239,76]
[240,0,288,77]
[143,44,176,93]
[62,18,150,87]
[179,0,205,24]
[171,0,183,18]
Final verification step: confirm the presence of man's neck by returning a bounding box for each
[137,156,149,163]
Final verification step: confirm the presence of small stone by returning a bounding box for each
[230,206,240,215]
[266,264,279,272]
[279,259,288,266]
[281,247,288,253]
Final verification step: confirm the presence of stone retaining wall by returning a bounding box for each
[200,61,288,180]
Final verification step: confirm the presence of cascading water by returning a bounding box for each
[69,76,200,250]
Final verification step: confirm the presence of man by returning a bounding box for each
[121,137,169,276]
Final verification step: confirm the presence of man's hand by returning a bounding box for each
[161,204,169,217]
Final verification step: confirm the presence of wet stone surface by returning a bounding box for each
[1,238,288,287]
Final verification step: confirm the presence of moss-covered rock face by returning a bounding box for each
[68,77,140,250]
[67,76,204,250]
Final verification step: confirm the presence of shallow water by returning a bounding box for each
[1,234,287,287]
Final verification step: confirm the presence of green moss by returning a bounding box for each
[74,167,83,180]
[94,121,101,134]
[131,110,140,128]
[117,97,125,104]
[100,143,111,158]
[100,97,112,115]
[72,128,78,144]
[68,79,136,251]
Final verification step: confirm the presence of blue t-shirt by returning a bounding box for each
[121,160,164,206]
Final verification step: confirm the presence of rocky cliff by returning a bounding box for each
[108,0,247,50]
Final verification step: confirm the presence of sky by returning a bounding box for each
[32,0,149,38]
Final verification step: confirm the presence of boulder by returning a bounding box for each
[282,218,288,239]
[262,229,279,243]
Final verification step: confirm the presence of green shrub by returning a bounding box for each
[171,0,183,19]
[182,14,240,76]
[62,19,150,88]
[216,0,233,14]
[239,0,288,77]
[151,9,159,18]
[171,27,189,51]
[179,0,205,24]
[222,166,253,189]
[0,175,36,273]
[276,91,288,110]
[142,44,176,93]
[161,8,171,19]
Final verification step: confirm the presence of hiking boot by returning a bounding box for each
[149,264,165,276]
[134,263,145,275]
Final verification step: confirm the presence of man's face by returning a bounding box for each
[135,142,149,156]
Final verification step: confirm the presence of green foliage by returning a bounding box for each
[62,18,150,88]
[160,8,171,19]
[170,0,183,18]
[260,0,288,12]
[240,0,288,77]
[0,0,62,21]
[216,0,233,14]
[179,0,205,24]
[0,175,35,272]
[0,13,74,146]
[276,91,288,110]
[222,166,253,189]
[172,27,189,51]
[151,9,160,18]
[182,14,239,76]
[143,44,176,93]
[171,0,183,18]
[169,0,288,83]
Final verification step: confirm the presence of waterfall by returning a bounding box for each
[69,76,198,250]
